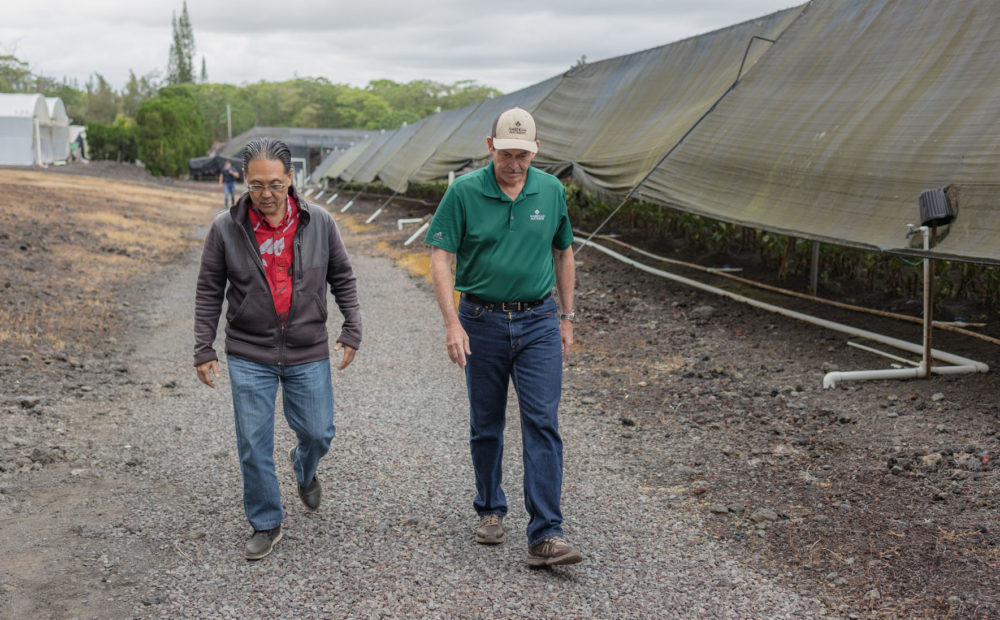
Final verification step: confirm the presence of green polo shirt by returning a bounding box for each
[425,162,574,301]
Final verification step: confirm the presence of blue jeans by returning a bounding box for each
[226,355,335,531]
[459,295,565,546]
[223,182,236,208]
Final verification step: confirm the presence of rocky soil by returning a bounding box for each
[0,164,997,618]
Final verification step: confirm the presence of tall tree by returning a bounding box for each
[167,2,196,85]
[122,69,160,118]
[136,86,210,176]
[0,54,33,92]
[83,73,120,124]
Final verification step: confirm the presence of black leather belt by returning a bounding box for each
[463,293,550,312]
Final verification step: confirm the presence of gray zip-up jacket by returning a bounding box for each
[193,188,361,367]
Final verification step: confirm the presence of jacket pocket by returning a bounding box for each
[228,292,274,334]
[284,293,328,347]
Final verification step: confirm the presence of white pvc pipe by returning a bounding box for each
[824,366,924,389]
[326,193,339,205]
[823,362,985,389]
[314,190,325,201]
[576,238,989,388]
[365,206,385,223]
[304,188,314,197]
[340,200,354,213]
[397,217,424,230]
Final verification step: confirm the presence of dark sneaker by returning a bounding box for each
[526,537,583,567]
[245,525,282,560]
[288,447,321,511]
[475,514,505,544]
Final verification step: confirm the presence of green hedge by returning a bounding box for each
[85,115,138,163]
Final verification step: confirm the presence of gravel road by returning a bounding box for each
[11,227,837,619]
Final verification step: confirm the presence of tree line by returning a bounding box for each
[1,3,499,176]
[2,55,498,176]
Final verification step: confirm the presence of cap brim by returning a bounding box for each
[491,138,538,153]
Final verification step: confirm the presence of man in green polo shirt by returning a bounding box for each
[426,107,583,567]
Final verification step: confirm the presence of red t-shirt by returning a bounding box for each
[248,197,298,323]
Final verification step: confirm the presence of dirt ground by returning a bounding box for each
[1,163,998,618]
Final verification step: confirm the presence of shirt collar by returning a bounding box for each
[482,161,539,201]
[249,195,298,230]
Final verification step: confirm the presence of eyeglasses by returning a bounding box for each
[247,182,287,193]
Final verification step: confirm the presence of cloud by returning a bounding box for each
[4,0,800,93]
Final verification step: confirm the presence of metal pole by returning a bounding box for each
[810,240,820,296]
[226,103,232,142]
[340,188,365,213]
[923,227,936,378]
[365,192,398,224]
[405,220,431,246]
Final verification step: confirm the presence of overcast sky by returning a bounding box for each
[4,1,800,94]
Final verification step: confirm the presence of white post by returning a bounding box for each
[34,118,43,166]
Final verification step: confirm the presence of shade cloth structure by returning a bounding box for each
[218,127,375,159]
[342,120,427,184]
[327,131,396,184]
[309,148,347,185]
[377,104,480,194]
[44,97,70,163]
[411,76,565,185]
[310,132,381,185]
[530,6,805,194]
[635,0,1000,265]
[0,94,52,165]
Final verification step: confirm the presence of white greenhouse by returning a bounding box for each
[0,93,70,165]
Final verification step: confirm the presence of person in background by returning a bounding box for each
[194,137,362,560]
[426,107,583,567]
[219,160,241,208]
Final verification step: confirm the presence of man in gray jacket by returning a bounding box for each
[194,137,361,560]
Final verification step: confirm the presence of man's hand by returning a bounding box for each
[196,360,220,388]
[429,247,471,369]
[334,342,356,370]
[446,322,472,369]
[560,320,574,362]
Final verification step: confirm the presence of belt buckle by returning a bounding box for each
[500,301,521,312]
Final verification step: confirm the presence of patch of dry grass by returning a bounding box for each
[0,169,220,355]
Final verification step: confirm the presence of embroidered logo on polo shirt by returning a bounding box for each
[529,209,545,221]
[433,231,444,241]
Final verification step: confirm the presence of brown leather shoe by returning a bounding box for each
[475,514,505,544]
[245,525,282,560]
[288,447,321,511]
[527,537,583,566]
